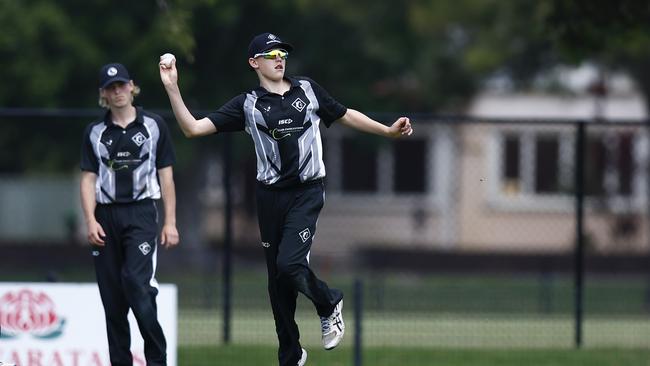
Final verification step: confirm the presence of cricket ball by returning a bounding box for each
[159,53,176,68]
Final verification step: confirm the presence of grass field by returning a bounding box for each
[177,309,650,365]
[4,269,649,365]
[179,310,650,349]
[178,345,650,366]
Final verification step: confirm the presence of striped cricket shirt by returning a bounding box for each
[80,107,176,203]
[207,76,347,188]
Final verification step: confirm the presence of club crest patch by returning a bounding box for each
[298,228,311,243]
[292,98,306,112]
[131,132,147,146]
[138,242,151,255]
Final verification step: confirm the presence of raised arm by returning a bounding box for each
[159,56,216,138]
[339,109,412,138]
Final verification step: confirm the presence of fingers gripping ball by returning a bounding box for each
[159,53,176,69]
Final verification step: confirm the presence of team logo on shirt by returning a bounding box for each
[138,242,152,255]
[298,228,311,243]
[291,98,306,112]
[131,132,147,146]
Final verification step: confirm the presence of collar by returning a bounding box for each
[103,106,143,127]
[253,77,300,97]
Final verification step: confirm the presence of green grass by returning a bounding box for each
[179,309,650,349]
[5,268,649,364]
[178,345,650,366]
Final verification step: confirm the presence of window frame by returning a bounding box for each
[487,124,645,213]
[324,123,449,210]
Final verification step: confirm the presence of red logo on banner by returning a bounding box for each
[0,289,66,339]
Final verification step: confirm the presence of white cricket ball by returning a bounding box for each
[160,53,176,68]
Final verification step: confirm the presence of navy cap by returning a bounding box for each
[247,33,294,58]
[99,63,131,89]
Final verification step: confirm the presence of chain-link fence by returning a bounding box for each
[1,109,649,365]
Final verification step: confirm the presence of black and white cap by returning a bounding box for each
[247,33,294,58]
[99,63,131,89]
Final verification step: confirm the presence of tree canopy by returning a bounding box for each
[545,0,650,99]
[2,0,649,173]
[0,0,554,112]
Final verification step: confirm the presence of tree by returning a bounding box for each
[545,0,650,104]
[4,0,648,173]
[0,0,560,111]
[0,0,201,108]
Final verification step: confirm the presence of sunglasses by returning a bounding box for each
[254,49,289,60]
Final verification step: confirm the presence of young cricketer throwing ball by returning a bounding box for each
[159,33,412,366]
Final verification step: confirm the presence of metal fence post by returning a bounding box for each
[354,278,363,366]
[222,134,233,344]
[574,121,586,348]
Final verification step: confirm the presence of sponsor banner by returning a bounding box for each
[0,283,177,366]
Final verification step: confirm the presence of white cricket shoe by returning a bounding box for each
[320,300,345,350]
[297,348,307,366]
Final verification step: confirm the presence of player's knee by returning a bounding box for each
[121,271,153,298]
[276,260,293,279]
[276,261,308,285]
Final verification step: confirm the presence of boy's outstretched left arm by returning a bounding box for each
[338,109,412,138]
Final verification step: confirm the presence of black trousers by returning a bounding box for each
[92,199,167,366]
[256,181,343,366]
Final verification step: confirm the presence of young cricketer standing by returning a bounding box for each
[80,63,179,366]
[159,33,412,366]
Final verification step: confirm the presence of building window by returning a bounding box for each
[585,131,635,197]
[503,134,520,194]
[618,133,633,195]
[535,135,560,193]
[342,137,378,192]
[393,139,427,193]
[498,128,637,200]
[585,135,606,196]
[328,128,437,198]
